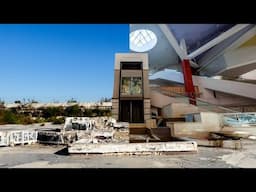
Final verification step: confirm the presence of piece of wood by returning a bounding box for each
[68,141,198,154]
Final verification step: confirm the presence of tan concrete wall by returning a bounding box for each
[113,70,120,98]
[166,120,221,139]
[143,70,150,99]
[198,88,256,107]
[115,53,148,70]
[121,70,142,77]
[166,122,206,138]
[144,114,151,121]
[162,103,199,118]
[240,69,256,80]
[229,105,256,112]
[185,112,223,130]
[159,86,200,97]
[111,99,119,121]
[144,99,151,121]
[150,90,177,108]
[193,75,256,100]
[200,112,222,131]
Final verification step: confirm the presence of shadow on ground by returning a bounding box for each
[54,147,69,156]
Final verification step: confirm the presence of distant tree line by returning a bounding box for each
[99,97,112,103]
[0,97,112,125]
[0,105,111,125]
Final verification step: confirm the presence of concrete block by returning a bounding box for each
[166,122,209,139]
[192,138,242,149]
[68,141,198,154]
[0,132,9,146]
[162,103,199,118]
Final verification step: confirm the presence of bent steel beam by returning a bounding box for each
[158,24,197,105]
[188,24,250,59]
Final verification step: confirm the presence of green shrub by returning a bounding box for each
[33,118,45,124]
[64,105,82,116]
[42,107,64,118]
[20,116,34,124]
[52,117,65,124]
[2,111,17,124]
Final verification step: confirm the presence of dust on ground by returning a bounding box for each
[1,122,256,168]
[1,139,256,168]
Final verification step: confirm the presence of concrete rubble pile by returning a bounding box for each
[166,112,256,149]
[71,117,129,144]
[35,117,124,145]
[0,116,129,147]
[68,117,199,154]
[37,128,77,145]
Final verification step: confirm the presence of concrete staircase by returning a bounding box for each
[151,87,238,113]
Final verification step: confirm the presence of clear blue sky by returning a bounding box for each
[0,24,129,103]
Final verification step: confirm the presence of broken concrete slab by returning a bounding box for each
[248,135,256,140]
[68,141,198,154]
[210,131,249,140]
[162,103,200,118]
[113,130,129,143]
[113,122,129,129]
[221,126,256,137]
[37,131,64,145]
[0,132,9,146]
[129,127,179,143]
[91,130,114,139]
[179,137,242,150]
[196,140,242,149]
[0,130,37,147]
[167,122,210,139]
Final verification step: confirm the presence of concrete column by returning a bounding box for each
[144,99,151,121]
[111,99,119,121]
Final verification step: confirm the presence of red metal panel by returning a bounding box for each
[181,59,196,105]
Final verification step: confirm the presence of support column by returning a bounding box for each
[181,59,196,105]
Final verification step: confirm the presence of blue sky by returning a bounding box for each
[0,24,129,103]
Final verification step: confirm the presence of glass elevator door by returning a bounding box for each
[119,100,144,123]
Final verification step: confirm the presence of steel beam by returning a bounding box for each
[158,24,187,60]
[188,24,250,59]
[182,59,196,105]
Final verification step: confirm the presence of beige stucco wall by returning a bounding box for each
[150,90,177,108]
[115,53,148,70]
[162,103,199,118]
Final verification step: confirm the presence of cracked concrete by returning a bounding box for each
[0,139,256,168]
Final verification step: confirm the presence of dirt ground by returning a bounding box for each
[0,139,256,168]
